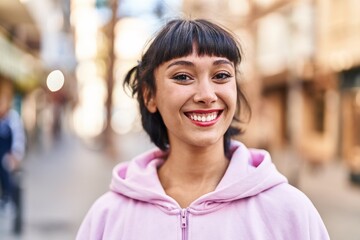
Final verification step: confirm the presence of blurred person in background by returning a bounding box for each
[0,79,26,234]
[77,18,329,239]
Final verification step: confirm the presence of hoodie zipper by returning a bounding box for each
[180,208,188,240]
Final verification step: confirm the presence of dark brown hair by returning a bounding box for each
[123,18,251,154]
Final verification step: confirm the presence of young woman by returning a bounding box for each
[76,18,329,240]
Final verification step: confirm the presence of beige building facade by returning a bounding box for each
[316,0,360,177]
[182,0,360,178]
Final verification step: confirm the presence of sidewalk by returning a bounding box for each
[0,130,154,240]
[298,161,360,240]
[1,130,360,239]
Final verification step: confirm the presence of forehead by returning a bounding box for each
[163,52,235,68]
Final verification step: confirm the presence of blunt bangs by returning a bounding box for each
[147,19,242,68]
[124,18,251,153]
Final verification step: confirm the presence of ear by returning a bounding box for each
[146,98,157,113]
[143,87,157,113]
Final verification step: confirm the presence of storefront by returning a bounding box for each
[340,67,360,181]
[0,29,42,94]
[316,0,360,182]
[296,72,340,164]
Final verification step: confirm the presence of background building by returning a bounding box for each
[182,0,360,182]
[1,0,360,180]
[1,0,360,239]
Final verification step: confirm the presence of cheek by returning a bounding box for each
[156,94,184,117]
[220,84,237,108]
[155,82,188,106]
[154,85,179,114]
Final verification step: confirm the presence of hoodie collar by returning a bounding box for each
[110,140,287,214]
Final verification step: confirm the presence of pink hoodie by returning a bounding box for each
[76,140,329,239]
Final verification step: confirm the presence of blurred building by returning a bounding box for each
[0,0,76,147]
[317,0,360,180]
[69,0,359,180]
[183,0,360,179]
[0,0,42,95]
[69,0,181,140]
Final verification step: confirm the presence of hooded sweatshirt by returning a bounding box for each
[76,140,329,240]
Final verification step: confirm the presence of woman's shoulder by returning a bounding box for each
[257,182,321,216]
[264,182,312,203]
[79,191,129,223]
[76,191,131,239]
[90,191,129,212]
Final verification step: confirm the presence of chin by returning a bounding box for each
[190,135,224,148]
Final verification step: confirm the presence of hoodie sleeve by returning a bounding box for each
[279,185,330,240]
[257,183,330,240]
[76,192,122,240]
[76,200,107,240]
[8,110,26,161]
[305,199,330,240]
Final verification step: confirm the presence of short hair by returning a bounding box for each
[123,18,251,155]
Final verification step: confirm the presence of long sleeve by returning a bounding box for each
[7,109,26,161]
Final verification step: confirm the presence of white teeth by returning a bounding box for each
[189,112,218,122]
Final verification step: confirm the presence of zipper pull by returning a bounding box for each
[180,209,187,229]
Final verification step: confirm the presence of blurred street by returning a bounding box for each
[0,130,359,240]
[1,0,360,239]
[0,130,155,240]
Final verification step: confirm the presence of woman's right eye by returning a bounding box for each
[172,74,191,81]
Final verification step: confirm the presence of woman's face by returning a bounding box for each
[149,52,237,150]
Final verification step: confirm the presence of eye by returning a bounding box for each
[213,72,232,81]
[172,74,193,82]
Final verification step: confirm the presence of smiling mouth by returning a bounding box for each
[185,110,222,123]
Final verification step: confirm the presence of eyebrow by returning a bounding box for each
[213,59,234,67]
[166,60,194,69]
[166,59,234,69]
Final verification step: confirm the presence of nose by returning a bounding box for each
[193,80,218,105]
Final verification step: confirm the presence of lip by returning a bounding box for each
[184,109,223,127]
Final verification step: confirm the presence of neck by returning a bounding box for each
[158,140,230,207]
